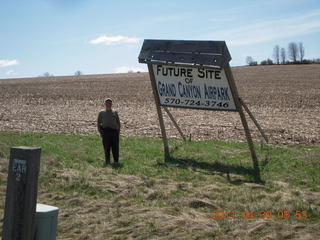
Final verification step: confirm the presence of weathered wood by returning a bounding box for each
[140,61,222,70]
[139,39,231,67]
[239,98,269,143]
[224,65,262,183]
[147,64,170,161]
[163,106,187,141]
[2,146,41,240]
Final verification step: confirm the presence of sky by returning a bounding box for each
[1,0,320,79]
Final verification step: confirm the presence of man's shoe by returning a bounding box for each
[113,162,120,168]
[104,161,110,166]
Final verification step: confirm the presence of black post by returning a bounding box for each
[2,146,41,240]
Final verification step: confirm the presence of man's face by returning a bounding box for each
[105,101,112,109]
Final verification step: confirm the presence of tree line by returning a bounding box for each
[246,42,320,66]
[39,70,83,77]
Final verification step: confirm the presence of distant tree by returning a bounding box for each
[273,45,280,64]
[246,56,253,65]
[42,72,53,77]
[288,42,299,63]
[302,59,311,64]
[267,59,273,65]
[280,47,286,64]
[260,60,267,65]
[75,70,82,76]
[246,56,257,66]
[298,42,305,62]
[260,59,273,65]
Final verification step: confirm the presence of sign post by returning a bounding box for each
[163,106,187,141]
[147,64,170,161]
[224,64,261,182]
[2,146,41,240]
[138,39,265,182]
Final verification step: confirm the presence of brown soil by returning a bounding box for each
[0,64,319,145]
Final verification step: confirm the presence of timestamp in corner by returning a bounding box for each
[210,210,309,220]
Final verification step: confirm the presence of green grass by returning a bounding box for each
[0,132,319,239]
[0,132,319,189]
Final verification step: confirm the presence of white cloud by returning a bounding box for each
[89,35,141,45]
[206,9,320,46]
[0,59,19,67]
[114,66,146,73]
[5,70,16,76]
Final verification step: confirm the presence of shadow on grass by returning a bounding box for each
[160,156,261,184]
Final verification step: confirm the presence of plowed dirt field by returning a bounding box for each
[1,64,319,145]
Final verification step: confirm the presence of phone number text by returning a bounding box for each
[162,97,230,108]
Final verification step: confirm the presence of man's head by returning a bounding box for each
[105,98,113,110]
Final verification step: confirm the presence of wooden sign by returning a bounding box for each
[153,64,236,111]
[139,39,266,183]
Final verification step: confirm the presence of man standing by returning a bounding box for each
[97,98,121,165]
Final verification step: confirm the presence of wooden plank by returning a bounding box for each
[239,98,269,143]
[224,64,262,183]
[163,106,187,141]
[147,64,170,161]
[2,146,41,240]
[140,51,226,67]
[138,39,231,67]
[140,39,231,55]
[139,61,222,70]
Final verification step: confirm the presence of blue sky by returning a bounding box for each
[1,0,320,78]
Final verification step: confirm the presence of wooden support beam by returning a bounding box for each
[224,65,262,183]
[239,98,269,143]
[147,64,170,161]
[163,106,187,141]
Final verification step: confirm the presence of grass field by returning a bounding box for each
[0,64,319,239]
[0,132,319,239]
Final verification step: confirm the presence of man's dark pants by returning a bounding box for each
[101,127,119,164]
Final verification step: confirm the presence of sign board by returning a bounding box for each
[153,64,236,111]
[138,39,262,182]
